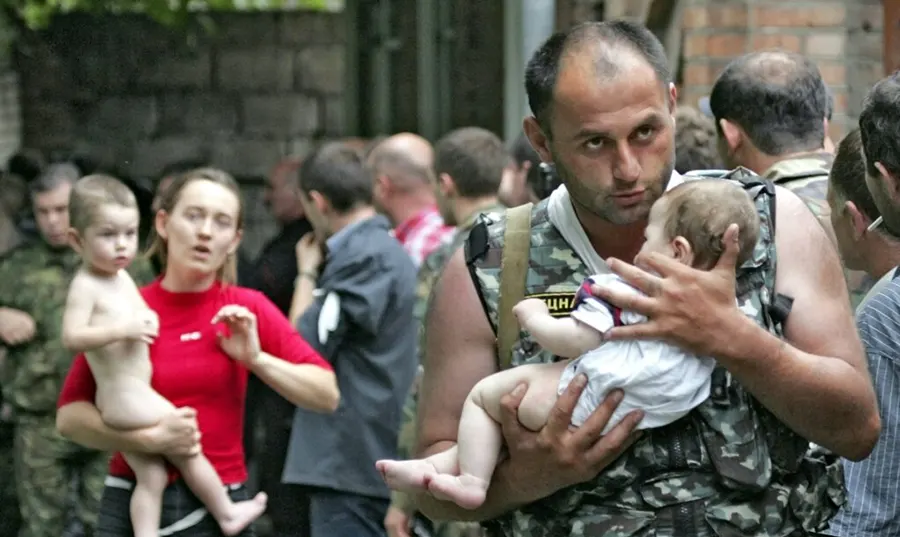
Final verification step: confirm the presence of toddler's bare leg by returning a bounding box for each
[170,454,268,536]
[125,453,168,537]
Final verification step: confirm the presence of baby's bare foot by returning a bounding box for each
[219,492,268,536]
[376,459,437,493]
[427,474,488,510]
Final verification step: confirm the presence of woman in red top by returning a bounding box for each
[56,168,339,537]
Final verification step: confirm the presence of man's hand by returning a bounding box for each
[143,407,201,457]
[497,375,643,503]
[384,506,413,537]
[296,232,324,274]
[0,307,36,345]
[596,223,750,357]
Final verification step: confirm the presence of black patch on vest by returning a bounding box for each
[465,220,489,265]
[526,292,576,317]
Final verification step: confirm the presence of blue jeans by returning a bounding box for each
[307,487,389,537]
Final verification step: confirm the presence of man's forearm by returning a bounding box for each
[289,274,316,325]
[717,316,878,460]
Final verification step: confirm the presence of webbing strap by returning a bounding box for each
[496,203,533,370]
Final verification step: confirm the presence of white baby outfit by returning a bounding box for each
[545,174,714,434]
[557,273,716,433]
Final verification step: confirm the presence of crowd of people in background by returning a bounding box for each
[0,16,898,537]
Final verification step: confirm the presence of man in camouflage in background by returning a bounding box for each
[0,166,30,537]
[0,164,155,537]
[385,127,511,537]
[706,50,873,308]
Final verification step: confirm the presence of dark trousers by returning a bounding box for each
[307,487,389,537]
[249,376,310,537]
[95,479,256,537]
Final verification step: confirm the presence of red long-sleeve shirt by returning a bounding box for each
[57,278,332,484]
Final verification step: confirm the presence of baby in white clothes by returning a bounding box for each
[376,179,761,510]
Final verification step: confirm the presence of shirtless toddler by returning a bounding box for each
[376,179,762,509]
[61,175,266,537]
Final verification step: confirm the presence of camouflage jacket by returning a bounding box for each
[0,240,155,416]
[464,169,844,537]
[763,153,874,309]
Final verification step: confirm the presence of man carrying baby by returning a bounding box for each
[413,20,879,537]
[379,179,759,510]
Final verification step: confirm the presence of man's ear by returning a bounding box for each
[523,116,553,164]
[375,174,392,196]
[309,190,329,215]
[719,118,743,153]
[439,173,457,198]
[845,200,870,241]
[671,236,694,265]
[668,83,678,115]
[67,228,83,254]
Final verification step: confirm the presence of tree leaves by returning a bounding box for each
[10,0,341,29]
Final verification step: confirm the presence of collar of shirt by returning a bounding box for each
[459,202,507,231]
[393,206,445,245]
[326,214,390,255]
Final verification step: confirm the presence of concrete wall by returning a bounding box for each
[16,11,348,256]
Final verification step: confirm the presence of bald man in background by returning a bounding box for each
[368,133,454,266]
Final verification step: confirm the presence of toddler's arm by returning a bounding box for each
[513,299,603,358]
[62,277,130,352]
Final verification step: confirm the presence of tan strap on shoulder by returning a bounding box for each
[497,203,534,371]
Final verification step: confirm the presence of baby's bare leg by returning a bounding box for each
[169,454,268,536]
[125,453,169,537]
[427,363,568,509]
[376,364,559,505]
[513,298,603,358]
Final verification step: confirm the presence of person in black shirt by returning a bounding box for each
[244,158,314,537]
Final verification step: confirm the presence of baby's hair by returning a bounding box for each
[69,174,137,233]
[660,179,761,270]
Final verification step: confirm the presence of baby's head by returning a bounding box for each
[68,174,140,275]
[639,179,760,270]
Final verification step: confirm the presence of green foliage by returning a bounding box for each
[10,0,338,29]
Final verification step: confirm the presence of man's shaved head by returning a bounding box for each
[368,132,434,182]
[367,132,434,191]
[525,20,672,136]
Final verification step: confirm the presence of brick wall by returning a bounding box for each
[680,0,884,140]
[16,11,347,257]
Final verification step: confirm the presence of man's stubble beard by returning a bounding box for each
[553,151,673,226]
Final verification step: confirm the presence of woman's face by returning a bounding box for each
[156,179,242,278]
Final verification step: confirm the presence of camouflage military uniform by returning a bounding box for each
[0,240,154,537]
[460,170,843,537]
[0,230,22,537]
[762,153,874,310]
[0,372,19,537]
[394,203,506,537]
